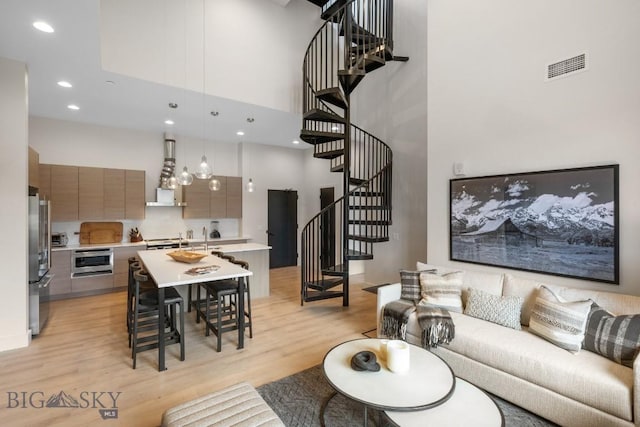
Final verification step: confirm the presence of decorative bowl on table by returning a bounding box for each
[166,250,207,264]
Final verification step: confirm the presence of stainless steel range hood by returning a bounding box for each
[145,188,187,207]
[145,133,187,207]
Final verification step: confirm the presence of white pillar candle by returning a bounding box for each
[386,340,410,374]
[379,339,389,361]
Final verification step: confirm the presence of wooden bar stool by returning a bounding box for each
[229,259,253,339]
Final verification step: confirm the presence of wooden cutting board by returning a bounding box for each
[79,222,123,244]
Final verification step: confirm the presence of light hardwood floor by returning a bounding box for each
[0,267,378,426]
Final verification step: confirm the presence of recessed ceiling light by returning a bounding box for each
[67,104,80,111]
[246,117,255,123]
[236,131,245,136]
[33,21,54,33]
[165,119,174,125]
[57,81,72,88]
[105,80,116,85]
[292,140,300,145]
[168,102,178,109]
[210,111,219,117]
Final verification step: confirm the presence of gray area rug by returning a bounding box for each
[257,365,558,426]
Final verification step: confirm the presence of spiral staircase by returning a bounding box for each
[300,0,408,306]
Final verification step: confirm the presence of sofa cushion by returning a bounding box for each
[529,286,592,353]
[403,312,634,421]
[502,274,545,326]
[583,302,640,368]
[399,270,423,303]
[415,263,504,308]
[418,271,463,313]
[464,288,523,330]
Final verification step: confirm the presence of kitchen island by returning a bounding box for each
[207,243,271,298]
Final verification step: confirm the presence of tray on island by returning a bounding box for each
[167,250,207,264]
[185,265,221,276]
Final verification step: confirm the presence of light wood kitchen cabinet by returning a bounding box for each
[209,176,227,218]
[182,178,211,219]
[125,170,145,219]
[104,168,125,219]
[39,164,51,200]
[51,165,79,221]
[78,167,104,220]
[28,147,39,188]
[226,176,242,218]
[49,250,72,297]
[182,175,242,219]
[44,164,145,221]
[113,245,139,288]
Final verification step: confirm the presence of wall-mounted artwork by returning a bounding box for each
[449,165,619,284]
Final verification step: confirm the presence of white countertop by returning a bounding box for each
[137,248,252,288]
[207,243,271,253]
[52,236,252,252]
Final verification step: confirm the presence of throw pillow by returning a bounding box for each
[528,285,592,353]
[399,270,422,303]
[418,271,463,313]
[464,288,523,330]
[583,302,640,368]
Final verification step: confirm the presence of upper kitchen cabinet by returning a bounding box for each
[209,176,227,218]
[42,164,145,221]
[125,170,145,220]
[226,176,242,218]
[182,175,242,219]
[182,178,210,219]
[104,168,125,219]
[51,165,79,221]
[79,167,104,220]
[28,146,39,188]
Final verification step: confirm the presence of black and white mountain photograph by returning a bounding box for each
[450,165,619,283]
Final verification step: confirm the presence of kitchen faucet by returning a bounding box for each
[203,226,208,252]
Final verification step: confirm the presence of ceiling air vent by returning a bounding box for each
[546,53,587,81]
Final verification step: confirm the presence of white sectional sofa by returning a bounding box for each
[376,264,640,427]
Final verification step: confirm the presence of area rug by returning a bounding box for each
[257,365,558,426]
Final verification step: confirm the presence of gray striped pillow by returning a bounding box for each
[583,302,640,368]
[529,285,592,353]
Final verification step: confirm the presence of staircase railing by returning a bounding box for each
[301,0,394,305]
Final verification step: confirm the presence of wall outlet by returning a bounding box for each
[453,162,465,176]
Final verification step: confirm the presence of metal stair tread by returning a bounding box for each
[300,129,345,144]
[346,250,374,260]
[349,235,389,243]
[305,278,344,291]
[316,87,348,109]
[314,148,344,159]
[303,108,346,124]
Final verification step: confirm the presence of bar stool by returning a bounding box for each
[229,259,253,339]
[202,278,241,352]
[192,251,235,322]
[127,260,157,347]
[131,270,185,369]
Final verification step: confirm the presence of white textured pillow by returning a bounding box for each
[464,288,523,330]
[529,285,592,353]
[418,271,463,313]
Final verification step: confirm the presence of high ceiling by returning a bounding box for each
[0,0,306,149]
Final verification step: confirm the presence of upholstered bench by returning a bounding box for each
[161,382,284,427]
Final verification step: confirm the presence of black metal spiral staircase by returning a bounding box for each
[300,0,408,306]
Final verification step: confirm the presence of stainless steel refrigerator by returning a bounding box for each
[28,191,52,335]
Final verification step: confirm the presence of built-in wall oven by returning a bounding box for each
[71,248,114,277]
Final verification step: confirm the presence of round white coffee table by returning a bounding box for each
[322,338,455,425]
[385,377,504,426]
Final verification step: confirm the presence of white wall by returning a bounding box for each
[427,0,640,295]
[348,0,429,284]
[100,0,322,114]
[0,57,30,351]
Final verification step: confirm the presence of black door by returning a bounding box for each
[267,190,298,268]
[320,187,335,269]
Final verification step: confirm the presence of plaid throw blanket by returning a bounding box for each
[381,299,455,348]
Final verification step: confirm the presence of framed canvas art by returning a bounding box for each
[449,165,619,284]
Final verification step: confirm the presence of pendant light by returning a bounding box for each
[178,166,193,186]
[195,155,213,179]
[246,178,255,193]
[209,177,221,191]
